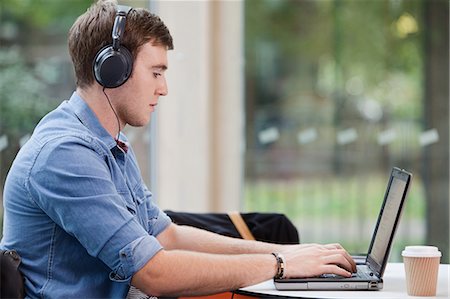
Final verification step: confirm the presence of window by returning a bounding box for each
[244,0,449,262]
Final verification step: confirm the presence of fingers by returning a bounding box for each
[283,243,357,278]
[321,252,355,276]
[323,244,357,273]
[320,264,353,277]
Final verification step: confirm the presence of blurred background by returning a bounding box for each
[0,0,448,263]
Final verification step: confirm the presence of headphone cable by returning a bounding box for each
[103,87,128,152]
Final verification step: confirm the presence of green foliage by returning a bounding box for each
[0,48,51,136]
[0,0,92,136]
[1,0,92,30]
[244,0,423,119]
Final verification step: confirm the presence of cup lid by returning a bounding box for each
[402,246,442,258]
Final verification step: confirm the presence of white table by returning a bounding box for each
[237,263,449,298]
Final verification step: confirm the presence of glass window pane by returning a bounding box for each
[244,0,449,262]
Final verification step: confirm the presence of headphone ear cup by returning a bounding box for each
[93,45,133,88]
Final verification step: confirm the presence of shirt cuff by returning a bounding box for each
[99,219,163,282]
[109,235,163,282]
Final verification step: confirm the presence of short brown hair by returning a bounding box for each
[68,0,174,88]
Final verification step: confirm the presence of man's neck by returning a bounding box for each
[76,85,124,139]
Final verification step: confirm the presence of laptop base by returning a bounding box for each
[274,279,383,291]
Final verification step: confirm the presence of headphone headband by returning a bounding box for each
[112,5,132,50]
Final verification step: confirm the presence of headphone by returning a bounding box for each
[93,5,133,88]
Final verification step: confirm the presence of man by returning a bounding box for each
[0,0,356,298]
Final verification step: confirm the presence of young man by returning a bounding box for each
[0,0,356,298]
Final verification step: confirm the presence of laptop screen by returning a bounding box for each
[367,168,412,275]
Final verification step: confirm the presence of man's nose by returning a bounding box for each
[157,77,168,96]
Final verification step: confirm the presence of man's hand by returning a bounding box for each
[280,243,357,278]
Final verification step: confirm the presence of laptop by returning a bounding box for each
[274,167,412,291]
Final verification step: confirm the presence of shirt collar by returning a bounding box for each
[67,91,117,150]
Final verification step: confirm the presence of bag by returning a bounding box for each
[164,211,299,244]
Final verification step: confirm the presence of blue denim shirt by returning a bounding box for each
[0,92,171,298]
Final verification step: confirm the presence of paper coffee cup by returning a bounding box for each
[402,246,441,296]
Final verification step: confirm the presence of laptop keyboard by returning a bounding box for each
[319,265,375,279]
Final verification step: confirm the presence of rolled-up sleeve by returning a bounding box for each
[104,229,162,282]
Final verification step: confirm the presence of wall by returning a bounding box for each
[149,0,244,212]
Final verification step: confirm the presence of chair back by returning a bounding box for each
[0,250,25,299]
